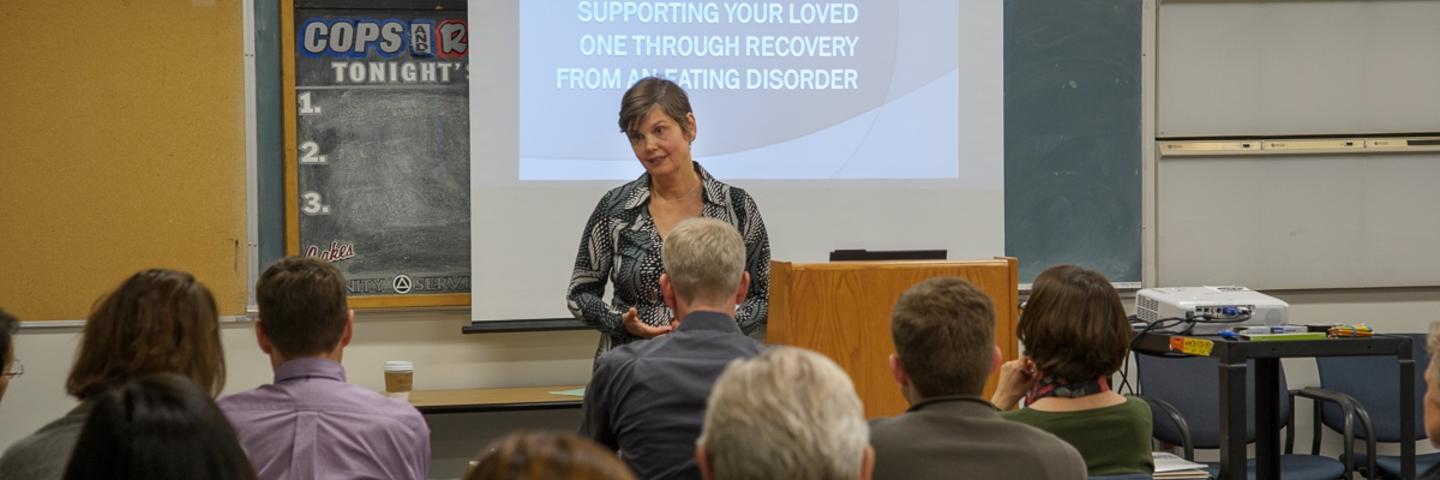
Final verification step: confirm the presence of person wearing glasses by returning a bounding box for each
[0,309,18,404]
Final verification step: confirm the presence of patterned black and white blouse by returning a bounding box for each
[567,162,770,357]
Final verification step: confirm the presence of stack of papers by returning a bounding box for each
[549,387,586,397]
[1153,452,1212,479]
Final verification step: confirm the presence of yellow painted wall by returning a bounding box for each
[0,1,247,319]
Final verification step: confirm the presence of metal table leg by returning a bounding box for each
[1220,359,1250,480]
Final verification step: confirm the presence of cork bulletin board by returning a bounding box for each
[0,2,248,321]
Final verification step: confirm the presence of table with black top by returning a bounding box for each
[1132,333,1416,480]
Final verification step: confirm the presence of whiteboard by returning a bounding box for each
[1156,153,1440,289]
[468,0,1006,321]
[1158,0,1440,138]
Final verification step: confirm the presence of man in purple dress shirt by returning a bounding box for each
[220,257,430,480]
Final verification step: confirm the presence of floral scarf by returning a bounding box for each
[1025,374,1111,404]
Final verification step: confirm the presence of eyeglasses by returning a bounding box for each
[2,359,22,379]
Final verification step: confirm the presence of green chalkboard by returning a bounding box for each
[1004,0,1142,284]
[257,0,285,274]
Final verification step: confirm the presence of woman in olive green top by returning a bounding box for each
[991,265,1154,476]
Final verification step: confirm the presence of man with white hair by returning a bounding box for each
[1426,322,1440,448]
[1424,324,1440,480]
[697,346,874,480]
[581,217,763,480]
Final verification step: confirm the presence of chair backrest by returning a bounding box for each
[1314,333,1428,443]
[1136,353,1291,448]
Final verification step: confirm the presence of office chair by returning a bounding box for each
[1136,353,1357,480]
[1314,333,1439,479]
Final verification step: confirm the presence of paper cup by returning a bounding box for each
[384,360,414,400]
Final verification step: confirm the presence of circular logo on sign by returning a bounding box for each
[392,274,413,294]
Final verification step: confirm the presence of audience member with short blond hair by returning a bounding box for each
[581,217,763,479]
[466,431,635,480]
[0,269,227,480]
[1423,324,1440,480]
[1425,323,1440,445]
[697,346,873,480]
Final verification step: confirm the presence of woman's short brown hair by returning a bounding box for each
[1017,265,1130,382]
[67,269,225,399]
[617,77,693,137]
[466,430,634,480]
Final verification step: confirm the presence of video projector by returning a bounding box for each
[1135,286,1289,335]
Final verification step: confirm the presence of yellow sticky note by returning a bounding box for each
[1168,336,1214,356]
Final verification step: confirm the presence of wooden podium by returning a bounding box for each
[768,258,1020,418]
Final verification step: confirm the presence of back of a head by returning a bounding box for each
[0,309,16,368]
[699,347,868,480]
[256,256,349,358]
[0,309,18,403]
[466,431,635,480]
[63,373,257,480]
[661,218,746,306]
[1428,322,1440,446]
[1430,322,1440,382]
[890,277,996,398]
[67,269,225,399]
[1018,264,1130,382]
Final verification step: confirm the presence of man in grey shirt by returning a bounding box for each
[869,277,1087,480]
[581,218,763,480]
